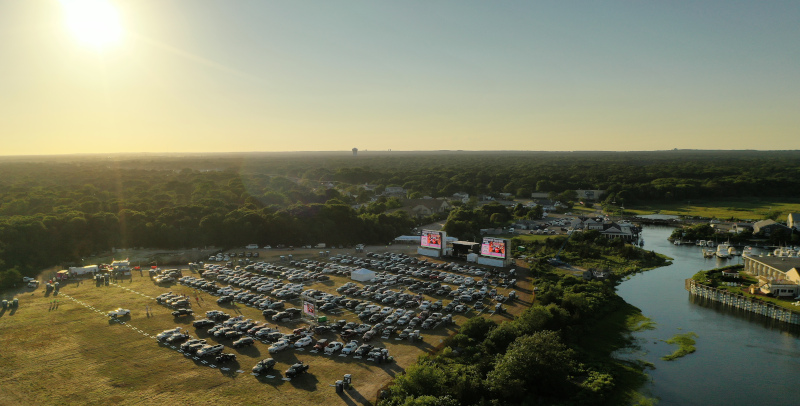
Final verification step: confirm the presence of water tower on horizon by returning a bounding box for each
[352,148,358,156]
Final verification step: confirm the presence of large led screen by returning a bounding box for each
[481,237,507,258]
[420,230,443,249]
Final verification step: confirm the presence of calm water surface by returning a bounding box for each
[617,226,800,405]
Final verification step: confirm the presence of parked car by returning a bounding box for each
[362,330,377,341]
[215,353,237,363]
[232,337,255,348]
[172,308,194,317]
[181,339,206,351]
[340,329,358,339]
[166,331,190,343]
[341,340,359,355]
[193,319,215,328]
[268,340,290,353]
[196,344,225,357]
[324,341,343,355]
[107,308,131,318]
[294,336,313,348]
[313,338,328,351]
[156,327,183,341]
[252,358,276,374]
[354,344,373,357]
[284,362,309,378]
[272,312,291,322]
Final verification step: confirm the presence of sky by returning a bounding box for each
[1,0,799,155]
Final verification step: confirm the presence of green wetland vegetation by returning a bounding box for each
[661,332,698,361]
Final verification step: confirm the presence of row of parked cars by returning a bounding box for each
[155,325,312,378]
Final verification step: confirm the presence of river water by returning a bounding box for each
[617,226,800,404]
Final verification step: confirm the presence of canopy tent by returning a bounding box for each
[350,268,376,282]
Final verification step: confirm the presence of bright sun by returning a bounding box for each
[60,0,123,49]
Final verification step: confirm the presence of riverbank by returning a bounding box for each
[617,225,800,405]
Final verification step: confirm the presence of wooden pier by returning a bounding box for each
[685,279,800,325]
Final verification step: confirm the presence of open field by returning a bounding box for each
[0,248,531,406]
[625,198,800,220]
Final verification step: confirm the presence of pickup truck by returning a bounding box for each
[107,308,131,318]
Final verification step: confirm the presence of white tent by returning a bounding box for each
[350,268,376,282]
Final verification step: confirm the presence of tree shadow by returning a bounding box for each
[0,308,6,318]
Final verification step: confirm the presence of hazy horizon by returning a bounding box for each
[2,1,799,155]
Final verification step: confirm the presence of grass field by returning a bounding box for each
[0,247,532,406]
[625,198,800,220]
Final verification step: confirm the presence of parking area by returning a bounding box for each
[0,247,531,405]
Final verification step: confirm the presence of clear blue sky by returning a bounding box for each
[1,0,799,154]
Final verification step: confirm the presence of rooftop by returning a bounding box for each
[745,255,800,273]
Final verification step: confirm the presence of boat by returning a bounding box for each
[702,249,716,258]
[743,246,755,256]
[716,243,731,259]
[698,240,706,246]
[728,246,740,256]
[706,240,716,247]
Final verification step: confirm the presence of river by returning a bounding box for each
[617,226,800,405]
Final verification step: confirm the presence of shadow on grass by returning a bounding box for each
[339,387,373,406]
[287,371,319,391]
[254,370,287,386]
[172,316,196,326]
[234,344,262,358]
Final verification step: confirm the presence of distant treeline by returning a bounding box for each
[0,163,413,283]
[1,150,799,281]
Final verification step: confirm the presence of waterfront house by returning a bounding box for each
[753,219,790,237]
[788,213,800,231]
[743,255,800,284]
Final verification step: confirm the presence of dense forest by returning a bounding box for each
[1,150,799,286]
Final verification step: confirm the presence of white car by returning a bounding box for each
[156,327,182,340]
[107,308,131,318]
[268,340,290,353]
[324,341,343,355]
[341,340,359,355]
[23,277,36,283]
[294,336,313,348]
[196,344,224,357]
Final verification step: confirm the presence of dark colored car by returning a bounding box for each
[285,362,309,378]
[193,318,215,328]
[172,308,194,317]
[215,353,237,363]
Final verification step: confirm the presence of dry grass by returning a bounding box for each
[0,246,530,406]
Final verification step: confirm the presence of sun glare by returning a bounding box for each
[60,0,122,49]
